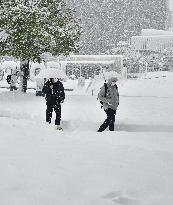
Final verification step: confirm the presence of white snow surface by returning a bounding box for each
[0,71,173,205]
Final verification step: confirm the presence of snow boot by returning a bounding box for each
[56,125,63,130]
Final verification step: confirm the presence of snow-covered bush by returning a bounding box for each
[110,42,173,76]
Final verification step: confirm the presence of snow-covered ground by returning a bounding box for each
[0,71,173,205]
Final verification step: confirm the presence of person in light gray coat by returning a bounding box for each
[97,77,119,132]
[10,73,18,91]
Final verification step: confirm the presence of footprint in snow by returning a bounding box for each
[103,191,140,205]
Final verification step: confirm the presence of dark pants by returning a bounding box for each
[36,91,44,97]
[10,85,17,91]
[98,108,116,132]
[46,103,61,125]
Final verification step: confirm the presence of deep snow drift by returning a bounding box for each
[0,71,173,205]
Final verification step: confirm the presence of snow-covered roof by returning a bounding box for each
[60,55,123,77]
[141,29,173,36]
[61,60,116,65]
[68,55,123,61]
[62,55,123,75]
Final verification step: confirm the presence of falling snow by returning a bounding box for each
[0,0,173,205]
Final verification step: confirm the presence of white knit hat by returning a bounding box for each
[107,77,118,84]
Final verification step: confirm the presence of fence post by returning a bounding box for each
[92,89,94,96]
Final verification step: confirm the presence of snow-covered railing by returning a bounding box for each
[130,35,173,52]
[62,55,123,75]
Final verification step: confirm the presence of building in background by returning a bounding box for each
[130,30,173,53]
[169,10,173,30]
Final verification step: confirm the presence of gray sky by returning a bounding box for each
[170,0,173,10]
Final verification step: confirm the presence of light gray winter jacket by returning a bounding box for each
[98,77,119,111]
[10,74,17,87]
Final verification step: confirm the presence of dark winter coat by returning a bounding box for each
[42,80,65,105]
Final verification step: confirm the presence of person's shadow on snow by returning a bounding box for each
[60,121,173,133]
[115,124,173,133]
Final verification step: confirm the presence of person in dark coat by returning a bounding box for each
[42,78,65,129]
[97,77,119,132]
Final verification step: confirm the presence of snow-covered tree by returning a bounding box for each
[0,0,80,92]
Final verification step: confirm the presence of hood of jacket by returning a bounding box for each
[107,77,118,85]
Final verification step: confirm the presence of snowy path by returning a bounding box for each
[0,74,173,205]
[0,116,173,205]
[0,90,173,132]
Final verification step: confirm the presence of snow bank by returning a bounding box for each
[0,79,173,204]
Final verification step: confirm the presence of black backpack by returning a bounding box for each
[6,75,11,84]
[100,82,108,105]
